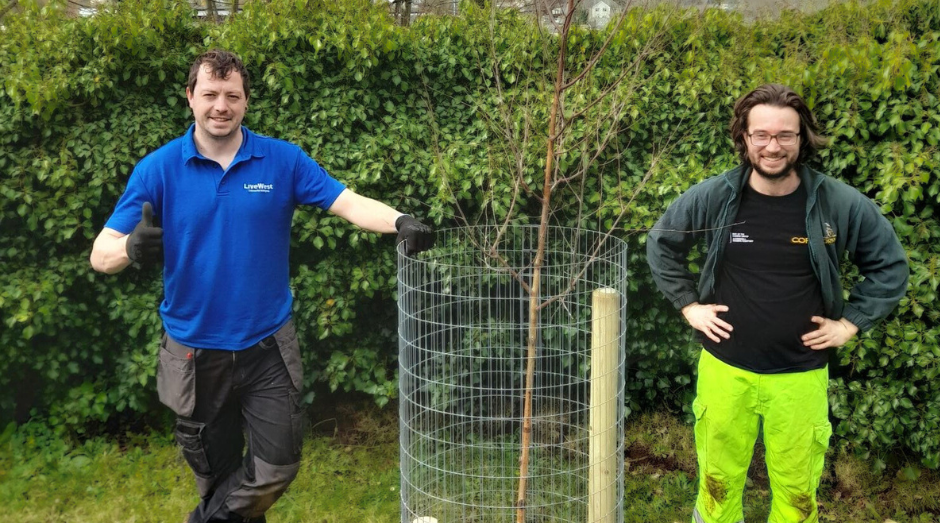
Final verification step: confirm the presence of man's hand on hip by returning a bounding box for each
[125,202,163,264]
[395,215,434,256]
[802,316,858,350]
[681,302,733,343]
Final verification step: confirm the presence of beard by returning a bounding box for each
[751,155,797,180]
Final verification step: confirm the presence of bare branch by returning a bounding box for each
[563,38,658,123]
[643,222,747,235]
[560,0,635,91]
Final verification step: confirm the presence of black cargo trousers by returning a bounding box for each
[157,320,305,523]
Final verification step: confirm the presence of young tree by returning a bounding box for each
[423,1,682,519]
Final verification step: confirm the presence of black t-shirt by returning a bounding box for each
[703,183,828,373]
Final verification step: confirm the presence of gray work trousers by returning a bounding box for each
[157,320,304,523]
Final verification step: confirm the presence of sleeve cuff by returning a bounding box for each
[841,305,874,333]
[673,292,698,311]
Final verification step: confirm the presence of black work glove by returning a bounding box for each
[125,202,163,264]
[395,215,434,256]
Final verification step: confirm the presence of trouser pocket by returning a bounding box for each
[273,320,303,392]
[692,398,707,467]
[157,334,197,417]
[810,422,832,487]
[176,419,211,477]
[290,390,304,458]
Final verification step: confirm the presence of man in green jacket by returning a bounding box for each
[646,84,908,523]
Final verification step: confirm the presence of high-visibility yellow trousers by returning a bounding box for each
[691,350,832,523]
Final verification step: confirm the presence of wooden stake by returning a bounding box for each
[589,288,620,523]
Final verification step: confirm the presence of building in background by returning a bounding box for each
[585,0,614,28]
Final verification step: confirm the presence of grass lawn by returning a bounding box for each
[1,401,937,522]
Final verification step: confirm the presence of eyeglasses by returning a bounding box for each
[747,131,800,146]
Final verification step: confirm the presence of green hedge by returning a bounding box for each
[1,0,938,468]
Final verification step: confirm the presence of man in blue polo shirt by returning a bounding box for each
[90,50,433,523]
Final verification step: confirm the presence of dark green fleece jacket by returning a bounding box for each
[646,164,909,332]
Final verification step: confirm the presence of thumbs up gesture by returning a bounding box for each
[125,202,163,264]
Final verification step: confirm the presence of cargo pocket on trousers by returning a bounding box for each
[274,320,304,392]
[156,334,196,417]
[176,419,211,478]
[810,422,832,487]
[290,391,304,459]
[692,399,708,468]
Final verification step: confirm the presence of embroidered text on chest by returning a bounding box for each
[731,232,754,243]
[244,183,274,193]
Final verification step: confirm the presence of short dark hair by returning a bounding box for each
[187,49,250,99]
[730,83,828,164]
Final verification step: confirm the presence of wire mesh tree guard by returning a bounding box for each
[398,225,627,523]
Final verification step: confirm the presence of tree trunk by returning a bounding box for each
[0,0,19,20]
[515,3,572,522]
[401,0,412,26]
[206,0,218,21]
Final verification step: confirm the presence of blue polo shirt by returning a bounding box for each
[105,125,346,349]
